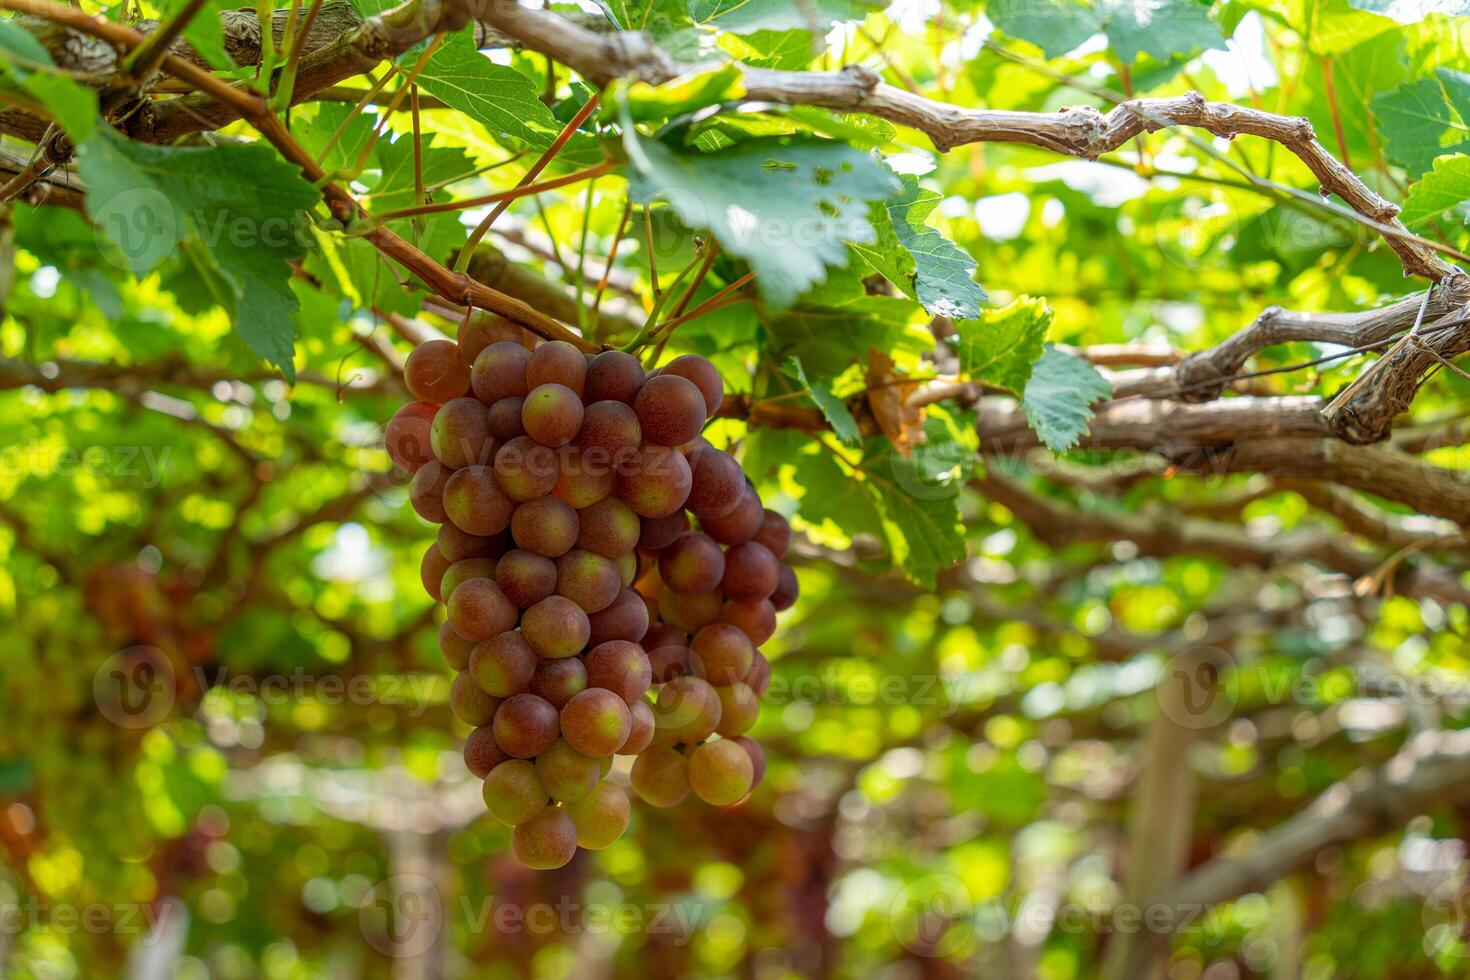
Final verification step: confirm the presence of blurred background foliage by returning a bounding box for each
[3,0,1470,977]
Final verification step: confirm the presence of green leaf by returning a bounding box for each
[719,28,820,69]
[1372,70,1470,177]
[783,356,861,445]
[161,0,232,69]
[414,30,565,149]
[989,0,1225,62]
[763,266,932,377]
[1401,154,1470,225]
[954,296,1052,393]
[856,411,974,587]
[612,65,746,124]
[988,0,1104,58]
[77,128,319,380]
[855,174,987,319]
[0,21,97,142]
[294,102,376,176]
[1020,345,1113,452]
[690,0,881,33]
[625,133,900,308]
[1345,0,1470,21]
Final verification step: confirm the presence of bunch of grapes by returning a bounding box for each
[385,317,798,870]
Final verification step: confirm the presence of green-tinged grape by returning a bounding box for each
[511,497,579,557]
[584,640,652,705]
[616,445,692,518]
[720,599,776,646]
[535,738,601,803]
[714,682,758,737]
[405,339,470,404]
[652,675,721,745]
[471,342,530,403]
[443,465,516,536]
[437,524,508,563]
[463,725,508,779]
[661,354,723,417]
[482,759,549,826]
[513,806,577,870]
[560,688,632,757]
[722,541,779,602]
[634,374,706,446]
[431,397,495,469]
[439,620,475,671]
[658,587,722,634]
[659,532,725,594]
[688,739,753,806]
[577,496,640,558]
[554,447,615,508]
[568,781,630,849]
[732,735,766,786]
[686,448,744,519]
[647,644,693,683]
[421,544,452,603]
[410,460,451,524]
[522,383,584,448]
[468,631,537,697]
[745,651,771,697]
[616,551,638,588]
[526,340,587,396]
[588,589,650,646]
[459,312,530,363]
[493,435,559,502]
[495,549,558,608]
[487,396,527,442]
[584,350,645,404]
[574,401,641,460]
[555,549,621,614]
[691,623,754,686]
[531,656,587,708]
[385,402,437,473]
[638,511,689,551]
[771,564,798,611]
[621,699,655,755]
[700,485,761,544]
[446,578,518,641]
[753,509,791,559]
[631,744,690,807]
[440,558,498,601]
[492,693,560,758]
[521,595,591,658]
[451,672,501,727]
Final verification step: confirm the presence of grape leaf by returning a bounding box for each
[989,0,1224,62]
[1020,345,1113,452]
[1346,0,1470,20]
[764,267,931,377]
[77,129,320,380]
[954,297,1052,394]
[0,21,96,142]
[783,356,861,445]
[855,174,987,320]
[624,132,901,308]
[1401,154,1470,225]
[690,0,881,33]
[414,30,564,149]
[1372,69,1470,177]
[160,0,233,69]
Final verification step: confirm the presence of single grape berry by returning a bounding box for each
[512,806,578,870]
[535,737,601,804]
[431,397,495,469]
[522,383,584,448]
[521,595,591,658]
[404,339,470,404]
[688,738,754,806]
[421,544,453,603]
[745,651,772,697]
[752,509,792,559]
[560,688,633,758]
[686,448,744,519]
[439,620,475,671]
[450,672,500,727]
[555,549,622,614]
[660,533,726,594]
[492,693,561,758]
[511,497,579,558]
[720,599,776,646]
[437,524,507,563]
[443,465,515,537]
[577,497,641,558]
[530,656,588,708]
[495,549,558,608]
[463,725,508,779]
[621,698,656,755]
[700,485,762,545]
[771,564,799,611]
[661,354,724,417]
[715,682,759,737]
[385,402,437,474]
[468,631,537,697]
[470,342,530,403]
[646,643,694,684]
[568,781,630,850]
[631,744,690,807]
[574,401,642,460]
[587,589,650,646]
[722,541,779,602]
[482,759,549,826]
[440,557,498,601]
[493,436,559,502]
[409,460,451,524]
[638,511,690,551]
[658,587,723,634]
[446,578,518,642]
[616,445,692,518]
[553,447,615,508]
[459,313,528,363]
[584,640,653,705]
[634,374,706,446]
[733,735,766,787]
[652,675,722,745]
[525,340,588,396]
[691,623,754,686]
[584,350,645,404]
[487,396,526,442]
